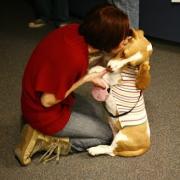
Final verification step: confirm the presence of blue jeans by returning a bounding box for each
[108,0,139,28]
[54,94,113,152]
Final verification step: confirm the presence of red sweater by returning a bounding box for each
[21,24,88,135]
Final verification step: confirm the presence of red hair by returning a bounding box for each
[79,3,130,52]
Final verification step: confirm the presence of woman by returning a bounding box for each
[15,3,131,165]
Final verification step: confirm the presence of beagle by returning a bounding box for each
[87,29,153,157]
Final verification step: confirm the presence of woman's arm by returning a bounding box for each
[41,69,107,108]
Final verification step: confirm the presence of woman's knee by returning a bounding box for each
[100,127,113,144]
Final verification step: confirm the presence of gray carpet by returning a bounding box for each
[0,1,180,180]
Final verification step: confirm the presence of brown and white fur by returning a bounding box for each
[87,29,153,157]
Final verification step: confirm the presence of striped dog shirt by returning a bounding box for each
[110,66,148,128]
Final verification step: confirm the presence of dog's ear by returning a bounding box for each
[132,29,144,39]
[136,62,151,90]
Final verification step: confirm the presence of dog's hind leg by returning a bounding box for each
[87,145,115,156]
[87,128,122,156]
[87,132,120,156]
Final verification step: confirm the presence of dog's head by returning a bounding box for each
[123,29,153,66]
[106,29,153,90]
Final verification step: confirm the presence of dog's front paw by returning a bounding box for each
[107,60,121,72]
[87,147,99,156]
[107,59,128,72]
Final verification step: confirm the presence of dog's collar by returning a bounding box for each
[103,90,142,118]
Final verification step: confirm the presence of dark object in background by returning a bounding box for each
[69,0,107,18]
[139,0,180,43]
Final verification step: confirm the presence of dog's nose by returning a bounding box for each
[106,66,113,72]
[107,87,111,93]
